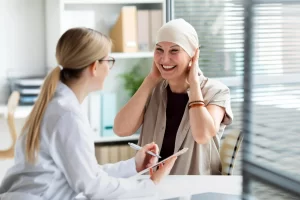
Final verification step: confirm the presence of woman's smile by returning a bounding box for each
[160,64,177,72]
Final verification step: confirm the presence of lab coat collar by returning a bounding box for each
[55,81,81,108]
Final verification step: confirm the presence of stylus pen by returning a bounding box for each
[128,142,161,158]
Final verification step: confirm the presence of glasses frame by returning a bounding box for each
[98,56,115,69]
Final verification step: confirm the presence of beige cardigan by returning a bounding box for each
[138,75,233,175]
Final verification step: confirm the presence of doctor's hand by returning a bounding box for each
[150,156,177,185]
[135,142,159,173]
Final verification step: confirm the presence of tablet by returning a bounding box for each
[136,148,189,175]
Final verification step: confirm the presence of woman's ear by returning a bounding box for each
[89,61,98,77]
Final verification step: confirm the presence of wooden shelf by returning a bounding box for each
[111,52,153,59]
[94,134,139,143]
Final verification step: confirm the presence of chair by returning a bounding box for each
[0,91,20,159]
[220,129,243,175]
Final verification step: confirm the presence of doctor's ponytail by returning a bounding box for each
[23,67,61,163]
[23,28,112,164]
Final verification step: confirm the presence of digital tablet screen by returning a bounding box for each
[136,148,189,175]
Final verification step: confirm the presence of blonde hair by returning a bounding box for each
[23,28,112,163]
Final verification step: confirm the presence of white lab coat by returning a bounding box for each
[0,82,156,200]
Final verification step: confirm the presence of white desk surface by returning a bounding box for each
[1,165,242,200]
[114,175,242,200]
[157,175,242,199]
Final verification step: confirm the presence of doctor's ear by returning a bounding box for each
[89,61,98,77]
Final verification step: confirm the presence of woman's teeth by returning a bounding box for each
[162,65,176,69]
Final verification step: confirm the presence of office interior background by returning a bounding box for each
[0,0,299,199]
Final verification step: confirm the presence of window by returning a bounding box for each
[169,0,300,198]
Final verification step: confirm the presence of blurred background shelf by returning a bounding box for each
[111,52,153,59]
[0,104,139,144]
[46,0,165,67]
[63,0,164,4]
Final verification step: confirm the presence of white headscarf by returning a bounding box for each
[156,18,199,57]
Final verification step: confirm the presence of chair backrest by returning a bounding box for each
[220,129,243,175]
[0,91,20,159]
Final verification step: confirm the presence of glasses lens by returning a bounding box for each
[109,58,115,69]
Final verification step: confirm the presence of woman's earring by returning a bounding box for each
[188,61,192,67]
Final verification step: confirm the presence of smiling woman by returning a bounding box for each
[114,18,234,175]
[154,42,191,84]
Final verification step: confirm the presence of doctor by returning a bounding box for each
[0,28,177,200]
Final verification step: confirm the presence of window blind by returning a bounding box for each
[171,0,300,198]
[174,0,244,78]
[244,2,300,196]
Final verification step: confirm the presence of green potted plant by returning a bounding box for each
[119,64,147,97]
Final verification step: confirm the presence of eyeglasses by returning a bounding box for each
[98,56,115,69]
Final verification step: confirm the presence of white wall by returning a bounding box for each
[0,0,46,104]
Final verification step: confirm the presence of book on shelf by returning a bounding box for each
[137,10,150,51]
[101,92,117,137]
[110,6,138,52]
[110,7,163,53]
[149,9,163,50]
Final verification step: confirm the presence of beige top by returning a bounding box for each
[138,75,233,175]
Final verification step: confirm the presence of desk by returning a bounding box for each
[114,175,242,200]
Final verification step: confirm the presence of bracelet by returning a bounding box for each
[188,100,204,104]
[188,103,205,109]
[188,100,204,107]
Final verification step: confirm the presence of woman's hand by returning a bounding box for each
[187,48,201,87]
[150,156,177,185]
[135,142,159,172]
[146,61,162,85]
